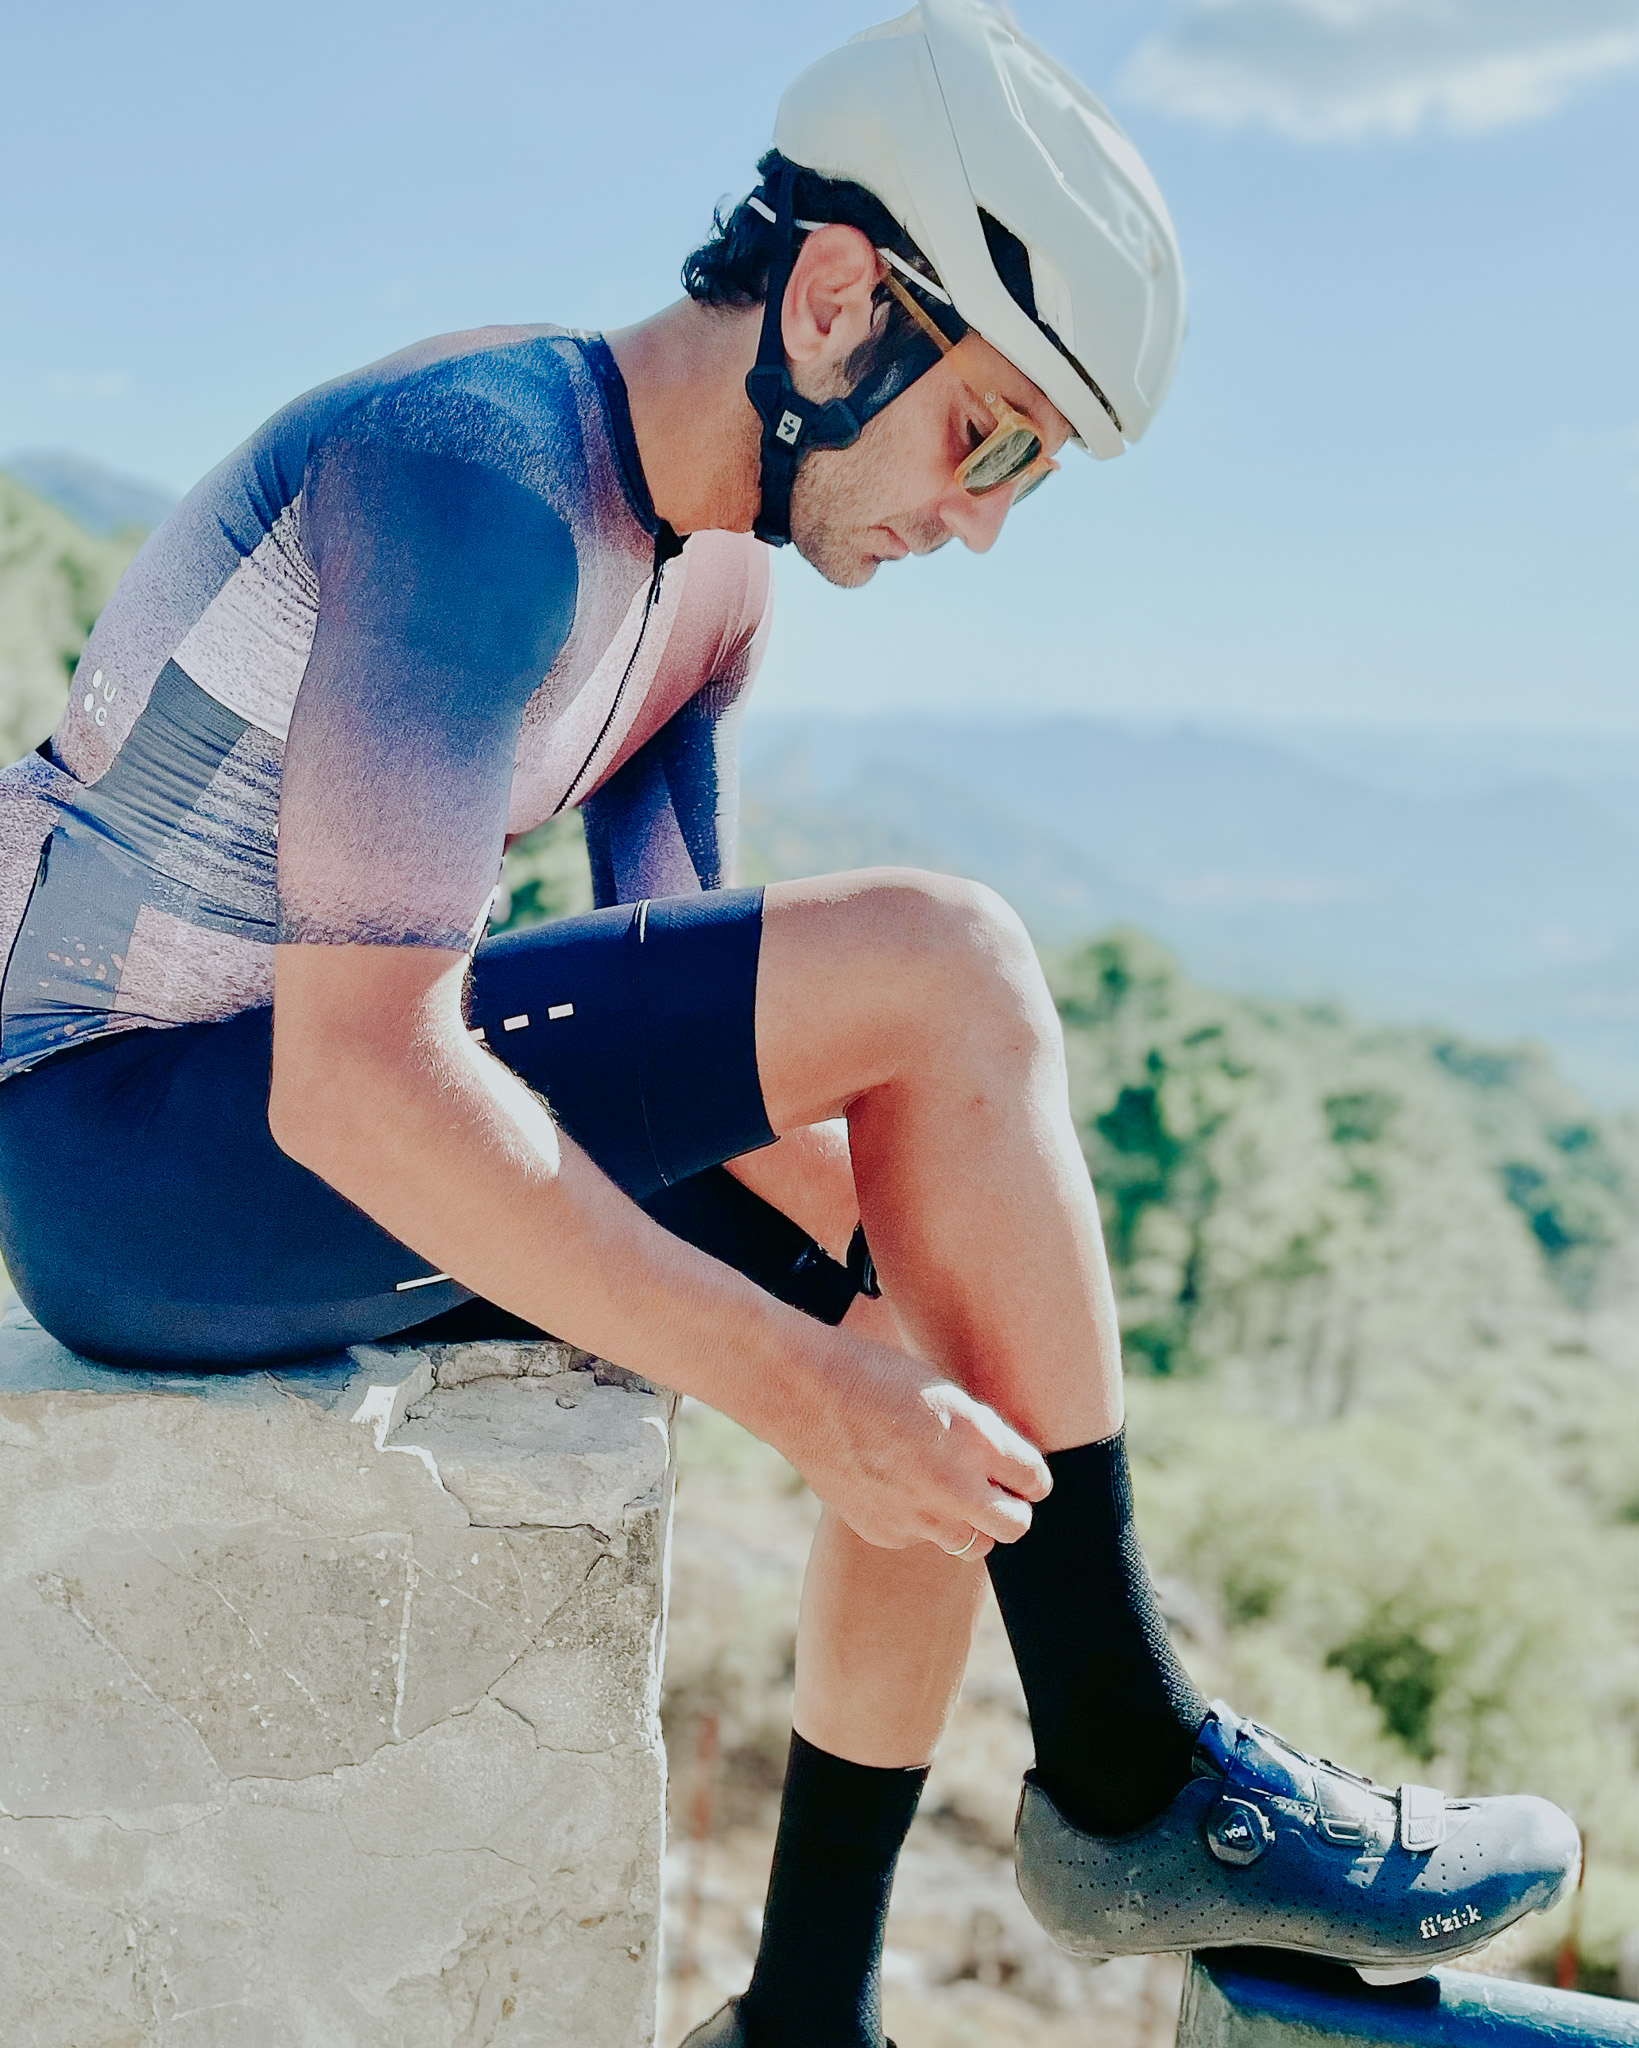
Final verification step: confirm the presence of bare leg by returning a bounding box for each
[789,1301,985,1766]
[729,871,1127,1767]
[726,1132,987,1765]
[718,872,1167,2048]
[753,869,1123,1453]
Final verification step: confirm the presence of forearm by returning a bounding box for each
[268,946,832,1455]
[269,941,1050,1556]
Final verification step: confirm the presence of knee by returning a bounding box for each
[863,870,1060,1070]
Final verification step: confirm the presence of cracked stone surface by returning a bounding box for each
[0,1302,675,2047]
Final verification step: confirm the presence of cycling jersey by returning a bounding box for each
[0,328,770,1079]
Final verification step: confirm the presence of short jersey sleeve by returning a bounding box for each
[278,427,577,949]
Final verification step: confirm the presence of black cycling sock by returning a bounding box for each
[739,1732,926,2048]
[985,1430,1207,1837]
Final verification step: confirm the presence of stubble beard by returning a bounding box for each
[787,427,947,589]
[788,444,886,589]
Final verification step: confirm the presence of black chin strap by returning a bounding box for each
[745,166,862,547]
[744,164,946,549]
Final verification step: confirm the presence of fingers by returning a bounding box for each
[981,1481,1035,1542]
[940,1482,1031,1556]
[818,1355,1057,1559]
[974,1410,1052,1505]
[919,1381,1052,1500]
[908,1380,1050,1551]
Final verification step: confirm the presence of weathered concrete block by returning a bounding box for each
[1177,1949,1639,2048]
[0,1302,675,2048]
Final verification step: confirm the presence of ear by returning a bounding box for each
[780,224,882,382]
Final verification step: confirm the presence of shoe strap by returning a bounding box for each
[1398,1782,1447,1852]
[1203,1705,1449,1855]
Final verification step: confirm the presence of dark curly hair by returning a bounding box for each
[684,150,966,399]
[683,149,945,311]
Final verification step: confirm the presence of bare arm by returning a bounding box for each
[268,941,1047,1550]
[273,445,1041,1549]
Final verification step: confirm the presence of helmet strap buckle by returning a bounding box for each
[744,164,867,548]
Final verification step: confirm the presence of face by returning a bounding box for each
[788,333,1073,590]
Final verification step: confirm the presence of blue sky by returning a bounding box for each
[4,0,1634,730]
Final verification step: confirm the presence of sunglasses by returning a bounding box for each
[879,265,1059,505]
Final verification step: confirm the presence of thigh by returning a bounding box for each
[0,1009,441,1367]
[468,888,774,1197]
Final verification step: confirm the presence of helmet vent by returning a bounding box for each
[979,210,1122,436]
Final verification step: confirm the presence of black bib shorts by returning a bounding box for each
[0,888,864,1369]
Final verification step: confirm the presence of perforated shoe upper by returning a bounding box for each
[1015,1701,1581,1969]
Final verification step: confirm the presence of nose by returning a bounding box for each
[937,479,1013,555]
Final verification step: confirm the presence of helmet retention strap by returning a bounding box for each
[744,164,864,548]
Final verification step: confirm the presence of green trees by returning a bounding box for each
[1055,931,1639,1980]
[488,813,594,931]
[0,473,140,766]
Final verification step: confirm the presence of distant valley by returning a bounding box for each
[738,715,1639,1104]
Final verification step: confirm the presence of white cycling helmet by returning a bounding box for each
[775,0,1186,459]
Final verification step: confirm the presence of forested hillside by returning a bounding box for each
[0,472,142,766]
[1055,932,1639,1962]
[738,718,1639,1106]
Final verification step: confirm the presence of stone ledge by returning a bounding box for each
[0,1301,676,2048]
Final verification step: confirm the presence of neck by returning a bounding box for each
[605,298,763,537]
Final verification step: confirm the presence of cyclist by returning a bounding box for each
[0,6,1578,2046]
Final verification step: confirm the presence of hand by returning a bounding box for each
[773,1332,1052,1559]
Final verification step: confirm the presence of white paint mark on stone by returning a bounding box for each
[391,1549,419,1741]
[389,1441,445,1484]
[351,1378,448,1491]
[352,1385,400,1449]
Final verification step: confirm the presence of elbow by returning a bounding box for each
[267,1059,341,1178]
[267,1035,393,1186]
[269,940,473,1191]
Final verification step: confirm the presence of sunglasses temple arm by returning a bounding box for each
[878,266,955,356]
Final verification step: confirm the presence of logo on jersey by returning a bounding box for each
[82,669,118,727]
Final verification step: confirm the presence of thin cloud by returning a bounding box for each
[1122,0,1639,142]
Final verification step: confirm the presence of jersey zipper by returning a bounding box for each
[557,520,685,815]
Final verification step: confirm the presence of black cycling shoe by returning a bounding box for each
[678,1998,898,2047]
[1015,1700,1581,1983]
[678,2002,748,2048]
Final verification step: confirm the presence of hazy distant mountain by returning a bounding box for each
[739,714,1639,1104]
[1,450,176,539]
